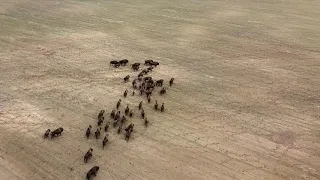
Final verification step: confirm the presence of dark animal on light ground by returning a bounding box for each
[86,166,99,180]
[119,59,129,66]
[84,148,93,163]
[117,99,121,109]
[44,129,50,138]
[102,134,108,149]
[161,103,164,112]
[154,100,158,110]
[124,75,130,82]
[104,122,110,132]
[139,101,142,110]
[95,128,101,139]
[132,90,135,96]
[156,79,164,86]
[125,105,129,115]
[117,123,122,134]
[114,111,120,121]
[110,61,119,67]
[160,87,166,95]
[50,127,63,138]
[110,110,115,119]
[141,109,145,119]
[98,110,104,119]
[147,96,151,103]
[150,61,159,67]
[169,78,174,86]
[144,59,153,65]
[144,118,149,127]
[86,125,92,138]
[129,110,133,117]
[125,123,134,132]
[121,115,126,124]
[124,89,128,97]
[97,116,104,126]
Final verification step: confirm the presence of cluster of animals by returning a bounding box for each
[43,59,175,179]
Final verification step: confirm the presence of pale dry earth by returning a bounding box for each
[0,0,320,180]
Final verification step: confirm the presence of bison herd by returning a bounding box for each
[43,59,175,179]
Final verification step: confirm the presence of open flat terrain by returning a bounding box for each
[0,0,320,179]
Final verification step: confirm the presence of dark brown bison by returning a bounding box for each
[97,116,104,126]
[104,122,110,132]
[95,128,101,139]
[169,78,174,86]
[125,123,134,132]
[86,125,92,138]
[124,75,130,82]
[132,90,135,96]
[102,135,108,149]
[110,60,119,67]
[129,110,133,117]
[161,103,164,112]
[160,87,166,95]
[156,79,164,86]
[117,123,122,134]
[86,166,99,180]
[44,129,50,138]
[141,109,145,119]
[154,100,158,110]
[147,96,151,103]
[144,118,149,127]
[131,63,140,71]
[116,99,121,109]
[120,115,126,124]
[124,89,128,97]
[139,101,142,110]
[84,148,93,163]
[110,110,115,119]
[125,105,129,115]
[119,59,129,66]
[144,59,153,65]
[150,61,159,67]
[98,110,105,119]
[50,127,63,138]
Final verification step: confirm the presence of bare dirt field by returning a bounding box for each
[0,0,320,179]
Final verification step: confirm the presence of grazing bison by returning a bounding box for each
[102,135,108,149]
[95,128,101,139]
[110,110,116,119]
[154,100,158,110]
[141,109,145,119]
[125,105,129,116]
[125,123,134,132]
[144,118,149,127]
[114,111,120,121]
[121,115,126,124]
[86,166,99,180]
[124,89,128,97]
[131,63,140,71]
[169,78,174,86]
[139,101,142,110]
[110,60,119,67]
[119,59,129,66]
[147,96,151,103]
[129,110,133,117]
[116,99,121,109]
[44,129,50,139]
[161,103,164,112]
[50,127,63,138]
[97,116,104,126]
[98,110,105,119]
[124,75,130,82]
[84,148,93,163]
[156,79,164,86]
[144,59,153,65]
[160,87,166,95]
[150,61,159,67]
[104,122,110,132]
[86,125,92,138]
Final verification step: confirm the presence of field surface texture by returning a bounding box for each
[0,0,320,180]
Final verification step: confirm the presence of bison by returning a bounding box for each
[50,127,63,138]
[124,75,130,82]
[104,122,110,132]
[161,103,164,112]
[169,78,174,86]
[95,128,101,139]
[102,135,108,149]
[84,148,93,163]
[119,59,129,66]
[44,129,50,139]
[86,166,99,180]
[86,125,92,138]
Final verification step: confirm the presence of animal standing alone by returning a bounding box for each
[86,166,99,180]
[84,148,93,163]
